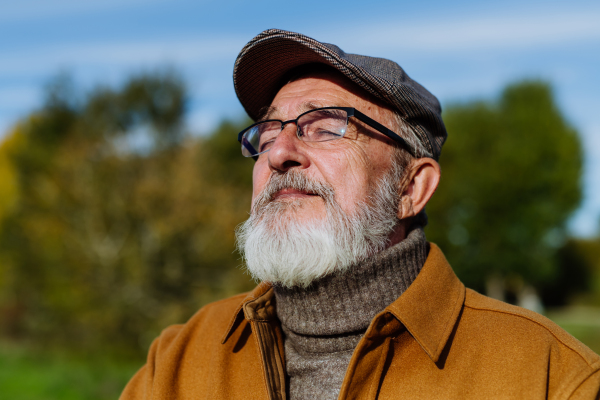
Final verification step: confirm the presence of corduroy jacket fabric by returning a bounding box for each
[120,244,600,399]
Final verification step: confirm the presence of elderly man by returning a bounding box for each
[121,30,600,399]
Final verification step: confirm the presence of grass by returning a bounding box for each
[1,308,599,399]
[0,343,142,400]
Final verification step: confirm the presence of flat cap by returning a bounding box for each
[233,29,447,160]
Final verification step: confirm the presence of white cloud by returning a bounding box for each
[316,8,600,54]
[3,6,598,79]
[0,36,244,76]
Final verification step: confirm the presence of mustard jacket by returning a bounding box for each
[121,244,600,399]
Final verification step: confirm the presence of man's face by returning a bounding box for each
[251,71,399,222]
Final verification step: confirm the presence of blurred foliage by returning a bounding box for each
[542,236,600,307]
[0,72,255,358]
[0,72,598,365]
[0,138,19,223]
[426,81,584,297]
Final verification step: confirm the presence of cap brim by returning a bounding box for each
[234,30,355,121]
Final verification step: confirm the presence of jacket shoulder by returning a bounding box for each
[120,292,250,400]
[158,291,249,346]
[461,289,600,398]
[464,288,600,366]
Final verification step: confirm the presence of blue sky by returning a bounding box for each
[1,0,599,235]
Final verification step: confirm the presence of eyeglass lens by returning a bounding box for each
[241,108,349,157]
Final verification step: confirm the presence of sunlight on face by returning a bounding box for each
[238,71,405,287]
[251,71,399,224]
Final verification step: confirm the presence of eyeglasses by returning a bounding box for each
[237,106,416,158]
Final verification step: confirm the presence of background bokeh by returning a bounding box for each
[1,1,599,398]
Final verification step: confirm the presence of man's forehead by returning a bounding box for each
[259,71,382,121]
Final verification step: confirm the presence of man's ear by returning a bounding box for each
[398,158,441,219]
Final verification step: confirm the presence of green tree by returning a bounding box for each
[0,72,255,358]
[426,81,583,302]
[540,237,597,307]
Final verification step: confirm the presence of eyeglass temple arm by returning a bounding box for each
[351,109,417,158]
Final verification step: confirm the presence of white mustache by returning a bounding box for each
[252,170,335,212]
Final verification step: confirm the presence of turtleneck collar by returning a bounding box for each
[273,227,429,337]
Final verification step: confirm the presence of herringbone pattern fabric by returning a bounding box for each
[233,29,447,160]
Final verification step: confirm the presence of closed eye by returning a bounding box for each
[259,138,277,152]
[312,129,343,140]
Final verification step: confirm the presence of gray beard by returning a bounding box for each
[235,167,402,289]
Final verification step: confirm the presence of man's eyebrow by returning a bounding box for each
[258,101,330,121]
[300,101,326,113]
[257,106,277,121]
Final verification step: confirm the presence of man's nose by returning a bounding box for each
[267,123,310,173]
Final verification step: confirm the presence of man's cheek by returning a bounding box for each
[252,165,269,200]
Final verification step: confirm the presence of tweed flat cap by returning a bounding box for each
[233,29,447,160]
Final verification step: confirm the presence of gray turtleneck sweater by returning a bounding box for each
[273,228,429,400]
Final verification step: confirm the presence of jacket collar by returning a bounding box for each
[222,243,465,364]
[221,281,275,344]
[384,243,465,362]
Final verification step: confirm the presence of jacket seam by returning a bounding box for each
[567,364,600,398]
[464,303,598,367]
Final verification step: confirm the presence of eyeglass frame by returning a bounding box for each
[237,106,417,159]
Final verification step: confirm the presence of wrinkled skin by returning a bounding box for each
[252,71,441,245]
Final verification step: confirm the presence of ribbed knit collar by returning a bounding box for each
[274,227,429,337]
